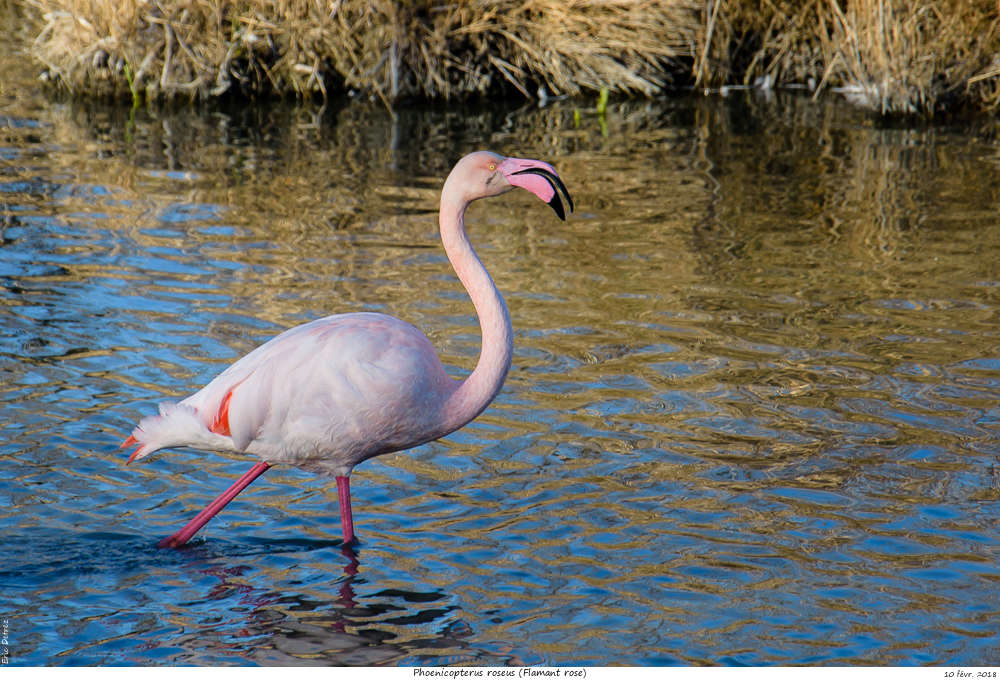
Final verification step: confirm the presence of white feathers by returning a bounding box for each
[125,312,459,472]
[127,401,231,461]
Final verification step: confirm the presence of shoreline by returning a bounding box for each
[9,0,1000,117]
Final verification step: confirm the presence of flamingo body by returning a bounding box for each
[130,313,456,476]
[123,151,573,546]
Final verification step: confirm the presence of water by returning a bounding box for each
[3,40,1000,665]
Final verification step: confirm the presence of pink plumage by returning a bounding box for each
[123,151,573,547]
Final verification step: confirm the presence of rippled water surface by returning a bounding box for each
[3,39,1000,666]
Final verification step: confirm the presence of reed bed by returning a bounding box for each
[22,0,700,104]
[15,0,1000,115]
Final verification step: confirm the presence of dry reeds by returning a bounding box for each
[16,0,1000,115]
[27,0,343,100]
[815,0,1000,114]
[332,1,701,101]
[23,0,700,103]
[702,0,1000,115]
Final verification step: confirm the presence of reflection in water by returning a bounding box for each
[3,35,1000,665]
[2,531,516,665]
[154,541,505,666]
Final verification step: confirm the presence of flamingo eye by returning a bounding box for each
[488,163,496,171]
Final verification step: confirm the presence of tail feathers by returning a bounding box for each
[123,402,229,464]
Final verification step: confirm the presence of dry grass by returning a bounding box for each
[22,0,700,103]
[814,0,1000,114]
[26,0,343,99]
[15,0,1000,115]
[332,1,702,101]
[706,0,1000,115]
[696,0,829,88]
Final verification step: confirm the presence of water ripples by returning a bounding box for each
[2,83,1000,665]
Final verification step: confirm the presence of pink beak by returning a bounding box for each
[499,157,574,220]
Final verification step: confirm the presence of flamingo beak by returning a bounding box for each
[121,434,142,464]
[500,158,574,221]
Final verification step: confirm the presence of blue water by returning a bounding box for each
[2,64,1000,665]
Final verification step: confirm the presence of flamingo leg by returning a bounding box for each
[158,461,272,548]
[336,475,355,545]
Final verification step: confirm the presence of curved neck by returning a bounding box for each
[439,198,513,433]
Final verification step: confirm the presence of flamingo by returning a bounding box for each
[122,150,573,548]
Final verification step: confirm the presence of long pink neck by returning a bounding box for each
[438,198,513,433]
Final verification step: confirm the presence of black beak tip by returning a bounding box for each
[512,166,574,221]
[549,196,566,221]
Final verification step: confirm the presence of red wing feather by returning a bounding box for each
[210,388,234,436]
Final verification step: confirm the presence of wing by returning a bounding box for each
[155,312,457,471]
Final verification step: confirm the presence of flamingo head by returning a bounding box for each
[447,151,574,220]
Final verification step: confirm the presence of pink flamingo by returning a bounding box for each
[123,151,573,548]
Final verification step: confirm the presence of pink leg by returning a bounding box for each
[336,475,355,545]
[158,461,271,548]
